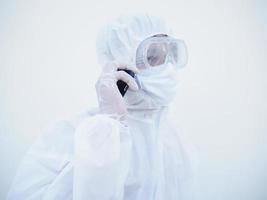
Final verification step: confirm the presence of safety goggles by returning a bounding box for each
[135,34,187,70]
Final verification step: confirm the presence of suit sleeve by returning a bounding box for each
[6,120,75,200]
[7,114,132,200]
[73,114,132,200]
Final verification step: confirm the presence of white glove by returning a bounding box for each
[95,62,139,121]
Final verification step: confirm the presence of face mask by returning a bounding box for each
[125,63,178,109]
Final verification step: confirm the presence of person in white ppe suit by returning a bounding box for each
[7,14,197,200]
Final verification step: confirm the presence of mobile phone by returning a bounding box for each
[117,69,136,96]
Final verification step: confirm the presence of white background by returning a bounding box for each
[1,0,267,199]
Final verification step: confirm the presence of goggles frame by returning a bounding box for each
[136,34,187,70]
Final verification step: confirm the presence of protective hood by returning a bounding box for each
[96,14,184,68]
[96,14,186,110]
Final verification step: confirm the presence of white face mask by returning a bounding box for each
[125,63,178,109]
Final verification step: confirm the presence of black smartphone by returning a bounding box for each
[117,69,136,96]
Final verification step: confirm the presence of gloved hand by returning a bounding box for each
[95,61,139,121]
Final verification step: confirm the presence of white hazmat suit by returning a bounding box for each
[7,14,197,200]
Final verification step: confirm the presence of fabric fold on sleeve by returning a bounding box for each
[73,114,132,200]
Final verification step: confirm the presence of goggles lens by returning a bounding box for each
[147,43,168,66]
[136,35,187,70]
